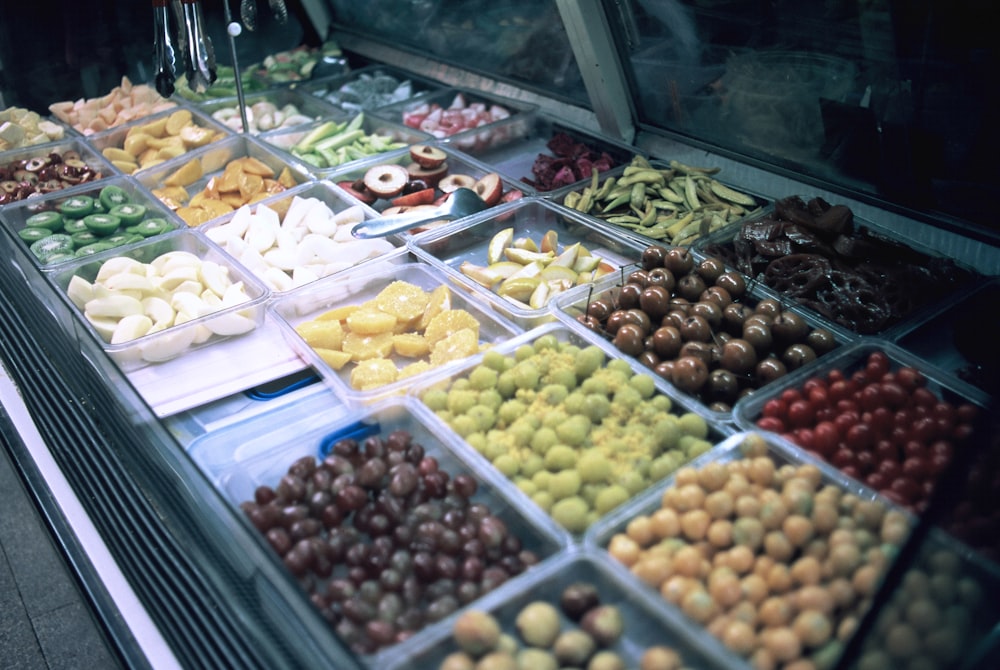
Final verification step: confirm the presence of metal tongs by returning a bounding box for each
[179,0,217,93]
[152,0,178,97]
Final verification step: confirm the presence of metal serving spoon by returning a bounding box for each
[351,188,487,239]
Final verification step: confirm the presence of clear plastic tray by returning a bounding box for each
[260,111,430,173]
[323,145,528,237]
[892,277,1000,397]
[201,180,397,296]
[552,261,854,425]
[48,228,270,371]
[410,197,646,329]
[194,88,341,135]
[587,430,909,669]
[550,158,768,249]
[693,197,984,338]
[439,113,639,194]
[268,253,523,406]
[215,396,569,664]
[408,321,732,538]
[1,176,182,270]
[389,550,737,670]
[370,87,537,144]
[302,64,446,113]
[0,137,116,206]
[135,134,313,228]
[86,105,231,175]
[733,338,990,509]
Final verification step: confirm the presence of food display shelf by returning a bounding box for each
[2,10,998,670]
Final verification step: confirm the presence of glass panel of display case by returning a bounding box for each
[326,0,589,107]
[614,0,999,236]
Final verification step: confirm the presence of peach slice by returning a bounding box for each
[408,144,447,169]
[473,172,503,206]
[363,164,409,198]
[437,173,477,193]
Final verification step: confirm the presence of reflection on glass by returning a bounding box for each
[328,0,587,105]
[621,0,999,233]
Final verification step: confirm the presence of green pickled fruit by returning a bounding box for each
[515,601,561,648]
[452,610,501,657]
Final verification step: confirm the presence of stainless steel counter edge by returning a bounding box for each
[1,359,182,670]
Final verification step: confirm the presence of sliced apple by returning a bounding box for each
[513,237,539,252]
[363,164,410,198]
[437,173,477,193]
[486,227,514,265]
[472,172,503,206]
[336,180,377,205]
[391,187,436,207]
[406,161,448,187]
[504,247,553,264]
[539,230,559,253]
[550,242,580,268]
[408,144,447,169]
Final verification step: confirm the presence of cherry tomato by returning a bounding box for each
[889,477,920,504]
[803,378,827,394]
[855,450,875,474]
[834,411,860,435]
[932,402,956,423]
[807,387,829,409]
[957,403,979,423]
[903,440,925,459]
[816,407,837,423]
[846,423,874,451]
[813,421,840,456]
[866,471,887,491]
[912,387,937,408]
[795,428,815,450]
[890,426,909,447]
[866,351,891,380]
[902,456,929,481]
[828,379,854,402]
[762,398,787,418]
[869,407,894,435]
[757,416,785,433]
[851,370,870,387]
[879,381,907,409]
[929,450,952,476]
[894,409,915,429]
[911,416,939,443]
[781,388,803,404]
[787,399,816,427]
[859,385,883,411]
[875,440,898,463]
[877,458,901,480]
[827,368,845,383]
[896,366,925,390]
[954,423,975,441]
[836,399,860,415]
[840,464,860,480]
[832,448,856,469]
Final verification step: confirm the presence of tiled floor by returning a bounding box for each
[0,445,122,669]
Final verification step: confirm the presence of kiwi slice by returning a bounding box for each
[104,233,145,247]
[59,195,96,219]
[108,203,147,226]
[18,227,51,243]
[71,230,101,248]
[98,185,130,211]
[63,218,90,235]
[128,217,173,237]
[75,241,116,257]
[25,210,64,231]
[29,234,75,262]
[83,213,122,236]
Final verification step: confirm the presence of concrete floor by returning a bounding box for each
[0,444,122,670]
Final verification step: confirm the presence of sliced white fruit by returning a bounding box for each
[110,313,153,344]
[84,294,144,319]
[66,275,95,309]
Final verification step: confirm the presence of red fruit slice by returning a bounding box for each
[390,187,436,207]
[409,144,447,169]
[363,164,410,198]
[405,162,449,187]
[472,172,503,206]
[336,180,377,205]
[438,174,477,194]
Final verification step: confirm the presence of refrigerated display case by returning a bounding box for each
[2,1,998,669]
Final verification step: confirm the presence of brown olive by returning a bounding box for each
[654,360,675,380]
[639,285,672,321]
[716,271,747,298]
[676,273,708,302]
[742,321,774,353]
[721,338,758,374]
[664,247,695,275]
[700,285,733,308]
[576,314,603,332]
[705,368,740,404]
[586,298,613,322]
[642,245,669,270]
[671,356,709,393]
[605,310,630,335]
[782,343,817,370]
[806,328,838,354]
[754,298,783,317]
[613,323,646,356]
[652,326,683,358]
[722,303,755,334]
[624,309,652,335]
[755,357,788,384]
[679,315,713,342]
[697,257,726,283]
[617,283,642,310]
[638,350,661,369]
[690,301,722,329]
[771,311,810,344]
[627,269,650,288]
[646,267,676,292]
[679,341,716,366]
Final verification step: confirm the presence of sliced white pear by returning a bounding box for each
[66,275,95,309]
[139,325,199,362]
[103,272,156,293]
[199,260,231,298]
[142,296,175,329]
[84,294,144,319]
[85,315,120,342]
[265,266,295,292]
[110,313,153,344]
[159,265,201,291]
[263,247,298,272]
[95,256,145,283]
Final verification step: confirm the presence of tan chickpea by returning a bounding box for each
[704,489,735,519]
[627,515,656,546]
[649,507,681,540]
[761,626,802,663]
[680,508,711,541]
[672,545,703,578]
[722,619,757,656]
[727,544,755,574]
[741,573,769,605]
[633,555,672,589]
[639,645,683,670]
[810,501,840,534]
[764,531,795,563]
[747,456,775,487]
[608,534,641,567]
[724,472,752,499]
[793,584,836,616]
[673,483,706,512]
[792,609,833,648]
[707,519,734,549]
[660,574,695,605]
[708,567,742,608]
[697,460,729,491]
[673,466,700,487]
[759,596,793,627]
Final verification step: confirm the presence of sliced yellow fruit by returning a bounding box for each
[111,159,139,174]
[200,199,235,218]
[418,285,452,331]
[398,360,432,380]
[277,166,297,188]
[123,132,151,157]
[102,147,135,163]
[350,358,399,390]
[342,331,393,360]
[179,124,216,148]
[375,281,430,322]
[392,333,430,358]
[295,319,344,350]
[315,348,352,370]
[346,307,397,335]
[316,305,359,322]
[137,116,169,138]
[239,156,275,177]
[175,206,212,227]
[216,166,242,193]
[429,327,479,366]
[165,109,193,135]
[487,227,514,265]
[157,145,186,161]
[163,158,202,187]
[424,309,480,345]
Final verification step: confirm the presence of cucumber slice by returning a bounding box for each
[83,213,122,236]
[25,210,64,231]
[98,185,131,211]
[30,234,74,262]
[109,203,147,226]
[60,195,96,219]
[18,227,51,243]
